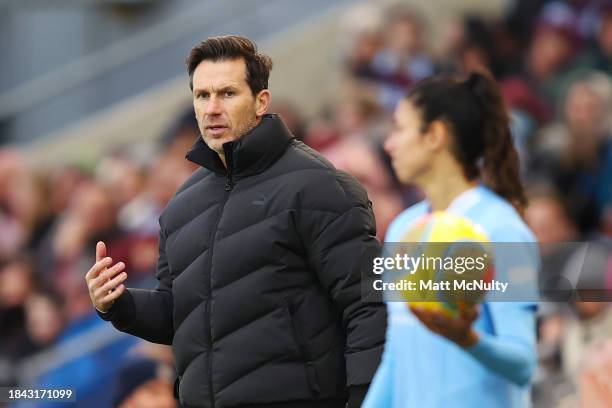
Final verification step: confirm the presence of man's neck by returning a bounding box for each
[215,116,263,168]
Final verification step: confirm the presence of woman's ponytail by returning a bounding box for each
[465,72,527,213]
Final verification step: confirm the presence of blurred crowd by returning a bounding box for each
[1,0,611,406]
[0,115,198,406]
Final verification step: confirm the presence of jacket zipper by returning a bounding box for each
[225,172,233,191]
[224,143,234,191]
[206,145,235,408]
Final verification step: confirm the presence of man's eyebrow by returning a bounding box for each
[193,84,239,93]
[217,85,239,92]
[192,87,209,96]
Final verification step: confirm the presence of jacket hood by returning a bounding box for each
[185,113,294,176]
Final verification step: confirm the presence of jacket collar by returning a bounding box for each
[185,113,294,176]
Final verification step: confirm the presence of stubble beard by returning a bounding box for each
[201,114,259,155]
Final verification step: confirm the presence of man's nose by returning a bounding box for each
[205,95,222,115]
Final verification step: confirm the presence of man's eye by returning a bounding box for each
[197,93,209,99]
[224,91,235,97]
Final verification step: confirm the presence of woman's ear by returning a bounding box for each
[255,90,271,117]
[426,120,450,151]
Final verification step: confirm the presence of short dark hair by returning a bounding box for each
[186,35,273,96]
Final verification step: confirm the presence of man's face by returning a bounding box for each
[192,58,267,153]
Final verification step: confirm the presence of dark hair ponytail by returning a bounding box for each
[464,72,526,212]
[407,71,527,213]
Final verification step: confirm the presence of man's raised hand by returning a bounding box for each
[86,241,128,313]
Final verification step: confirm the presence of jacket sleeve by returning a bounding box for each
[299,170,387,386]
[97,225,174,345]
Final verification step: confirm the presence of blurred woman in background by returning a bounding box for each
[364,72,539,407]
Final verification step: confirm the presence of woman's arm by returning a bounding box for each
[466,303,537,386]
[410,302,537,387]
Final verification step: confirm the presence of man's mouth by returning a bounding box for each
[206,125,228,135]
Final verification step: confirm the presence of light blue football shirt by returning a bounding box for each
[364,185,539,408]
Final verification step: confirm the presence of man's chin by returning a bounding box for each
[203,135,234,152]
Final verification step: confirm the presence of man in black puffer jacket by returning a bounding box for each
[86,35,386,408]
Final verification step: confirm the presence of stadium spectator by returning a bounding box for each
[363,5,435,110]
[574,3,612,75]
[528,72,612,235]
[24,291,64,351]
[501,2,582,122]
[113,357,176,408]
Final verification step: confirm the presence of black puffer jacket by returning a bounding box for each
[99,114,386,408]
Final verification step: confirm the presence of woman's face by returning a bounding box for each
[384,99,433,185]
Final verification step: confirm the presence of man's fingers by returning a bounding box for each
[94,262,126,289]
[96,241,106,263]
[85,257,113,281]
[98,261,125,281]
[95,271,128,299]
[88,243,126,313]
[101,284,126,304]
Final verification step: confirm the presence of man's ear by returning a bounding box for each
[255,89,271,117]
[426,120,450,151]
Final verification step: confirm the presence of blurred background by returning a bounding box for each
[0,0,611,406]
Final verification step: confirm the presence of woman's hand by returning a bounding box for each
[409,303,480,348]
